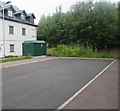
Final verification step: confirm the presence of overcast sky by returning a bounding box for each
[1,0,119,24]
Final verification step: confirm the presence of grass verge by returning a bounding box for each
[47,44,118,59]
[0,56,32,63]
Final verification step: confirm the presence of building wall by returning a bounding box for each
[0,19,3,58]
[0,18,37,57]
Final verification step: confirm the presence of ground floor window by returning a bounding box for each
[10,44,14,52]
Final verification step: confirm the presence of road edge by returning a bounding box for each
[1,57,58,68]
[59,57,115,61]
[0,57,115,69]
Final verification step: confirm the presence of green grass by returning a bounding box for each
[0,56,32,63]
[47,44,118,58]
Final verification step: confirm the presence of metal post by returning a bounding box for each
[2,1,11,62]
[2,5,5,62]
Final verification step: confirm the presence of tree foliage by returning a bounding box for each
[37,2,118,50]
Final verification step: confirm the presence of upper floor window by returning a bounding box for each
[8,10,13,17]
[22,28,26,36]
[9,26,14,34]
[21,14,25,20]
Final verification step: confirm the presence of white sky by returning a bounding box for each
[1,0,119,24]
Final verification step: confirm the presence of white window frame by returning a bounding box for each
[21,14,25,20]
[8,10,13,17]
[22,28,26,36]
[10,44,14,52]
[9,26,14,34]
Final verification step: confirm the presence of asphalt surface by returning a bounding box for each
[64,60,118,109]
[2,58,112,109]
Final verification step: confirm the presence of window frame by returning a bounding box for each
[21,14,26,20]
[10,44,14,52]
[8,10,13,17]
[22,28,26,36]
[9,26,14,34]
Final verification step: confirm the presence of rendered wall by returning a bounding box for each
[0,18,37,57]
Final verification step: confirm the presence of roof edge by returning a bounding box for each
[0,16,38,27]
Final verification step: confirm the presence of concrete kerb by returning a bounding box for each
[0,57,58,68]
[0,56,115,69]
[32,55,47,59]
[58,57,115,61]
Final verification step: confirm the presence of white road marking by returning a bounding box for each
[59,57,115,61]
[56,59,117,111]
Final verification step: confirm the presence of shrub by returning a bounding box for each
[47,44,116,58]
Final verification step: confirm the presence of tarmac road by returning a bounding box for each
[2,58,112,109]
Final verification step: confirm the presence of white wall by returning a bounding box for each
[0,19,3,58]
[0,18,37,57]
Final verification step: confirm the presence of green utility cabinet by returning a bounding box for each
[22,40,46,56]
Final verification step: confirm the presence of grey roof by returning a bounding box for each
[4,4,11,9]
[14,10,22,14]
[14,10,27,15]
[0,0,36,26]
[27,13,36,18]
[0,1,4,6]
[0,1,19,11]
[27,13,33,16]
[12,5,20,11]
[0,1,11,9]
[0,15,37,27]
[0,1,4,10]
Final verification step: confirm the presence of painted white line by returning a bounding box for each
[59,57,115,61]
[2,57,58,68]
[56,59,117,111]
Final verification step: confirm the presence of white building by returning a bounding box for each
[0,1,37,58]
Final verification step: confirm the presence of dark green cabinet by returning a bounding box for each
[22,41,46,56]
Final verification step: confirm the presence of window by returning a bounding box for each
[9,26,14,34]
[8,10,13,17]
[32,29,36,37]
[10,44,14,52]
[22,28,26,36]
[21,14,25,20]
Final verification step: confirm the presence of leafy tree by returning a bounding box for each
[37,1,118,50]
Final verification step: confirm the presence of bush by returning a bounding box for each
[5,55,18,58]
[47,44,116,58]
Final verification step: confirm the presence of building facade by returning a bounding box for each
[0,1,37,57]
